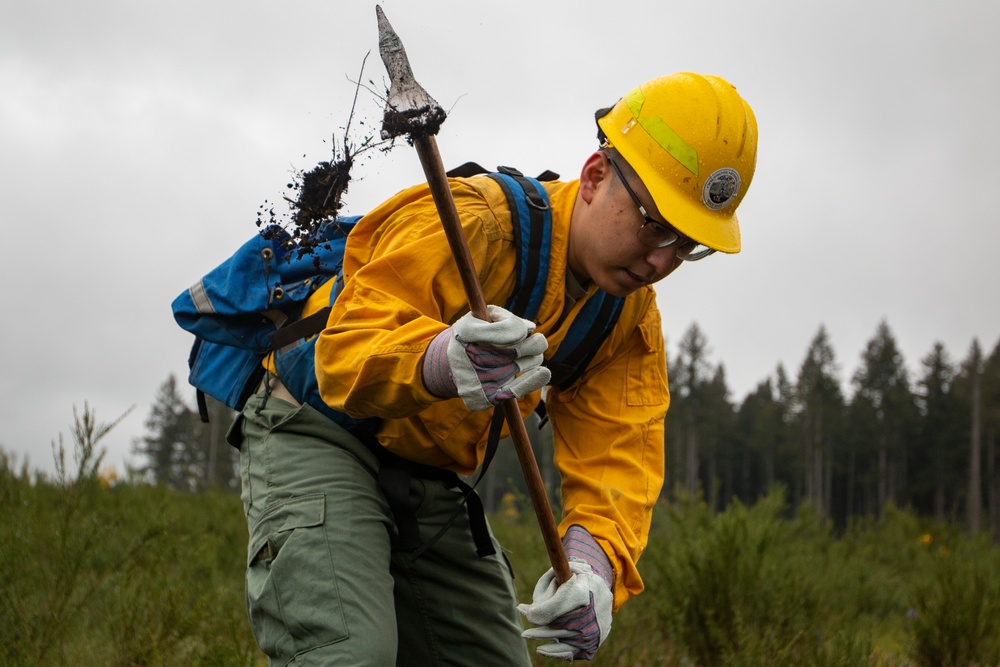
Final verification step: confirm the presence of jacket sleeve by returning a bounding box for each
[314,180,518,424]
[544,291,669,612]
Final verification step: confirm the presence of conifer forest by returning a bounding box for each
[134,319,1000,537]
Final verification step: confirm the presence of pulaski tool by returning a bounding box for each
[375,5,571,585]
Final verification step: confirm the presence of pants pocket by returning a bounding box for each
[246,493,348,665]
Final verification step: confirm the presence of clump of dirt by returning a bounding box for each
[255,154,355,261]
[381,104,447,142]
[294,157,353,225]
[255,53,393,262]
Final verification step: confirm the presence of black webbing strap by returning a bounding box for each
[378,465,423,551]
[267,306,332,350]
[410,406,506,559]
[190,339,211,422]
[196,390,210,423]
[369,407,506,560]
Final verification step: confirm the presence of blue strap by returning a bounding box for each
[486,167,625,391]
[488,168,551,323]
[548,292,625,390]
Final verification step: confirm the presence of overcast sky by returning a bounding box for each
[2,1,998,477]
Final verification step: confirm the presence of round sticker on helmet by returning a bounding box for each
[702,168,741,211]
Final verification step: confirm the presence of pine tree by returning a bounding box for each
[700,365,735,510]
[132,376,239,490]
[668,323,714,499]
[773,364,798,495]
[913,342,964,522]
[794,325,845,517]
[850,320,917,517]
[983,337,1000,540]
[735,373,789,504]
[960,339,984,534]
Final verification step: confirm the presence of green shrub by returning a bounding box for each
[642,489,870,667]
[907,533,1000,667]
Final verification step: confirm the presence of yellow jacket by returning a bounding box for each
[308,174,669,610]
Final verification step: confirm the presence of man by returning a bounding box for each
[233,71,757,665]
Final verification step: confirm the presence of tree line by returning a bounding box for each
[667,319,1000,538]
[131,376,239,492]
[136,319,1000,537]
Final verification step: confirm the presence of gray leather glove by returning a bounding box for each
[422,305,550,411]
[518,526,614,661]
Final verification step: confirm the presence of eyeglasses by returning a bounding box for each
[606,156,715,261]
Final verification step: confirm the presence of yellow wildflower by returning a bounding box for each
[501,492,520,521]
[98,465,119,490]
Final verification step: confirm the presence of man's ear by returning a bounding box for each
[578,151,609,205]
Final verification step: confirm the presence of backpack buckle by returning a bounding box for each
[498,166,549,211]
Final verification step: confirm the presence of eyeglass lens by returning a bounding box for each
[607,156,715,261]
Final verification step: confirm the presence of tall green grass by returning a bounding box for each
[494,489,1000,667]
[0,406,262,667]
[3,407,999,665]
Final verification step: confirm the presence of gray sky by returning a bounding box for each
[2,1,998,477]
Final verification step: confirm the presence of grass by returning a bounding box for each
[3,407,1000,666]
[494,489,1000,667]
[0,405,262,667]
[0,463,261,666]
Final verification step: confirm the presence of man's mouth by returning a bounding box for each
[623,269,650,287]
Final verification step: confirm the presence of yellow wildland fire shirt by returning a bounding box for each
[301,174,668,610]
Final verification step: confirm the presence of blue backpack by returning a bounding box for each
[172,166,624,434]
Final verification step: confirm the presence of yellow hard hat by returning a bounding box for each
[596,72,757,254]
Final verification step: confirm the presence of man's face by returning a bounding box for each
[569,152,685,297]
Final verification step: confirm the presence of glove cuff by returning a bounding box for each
[422,329,457,398]
[563,525,614,590]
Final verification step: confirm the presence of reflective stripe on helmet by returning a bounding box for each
[624,88,699,176]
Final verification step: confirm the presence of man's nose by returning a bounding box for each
[645,244,680,277]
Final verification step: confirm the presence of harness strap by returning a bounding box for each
[367,407,505,559]
[489,167,550,321]
[548,292,625,390]
[409,407,505,559]
[267,306,332,350]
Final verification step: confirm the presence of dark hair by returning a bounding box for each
[595,105,614,145]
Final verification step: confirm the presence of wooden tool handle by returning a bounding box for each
[376,5,570,586]
[413,135,572,585]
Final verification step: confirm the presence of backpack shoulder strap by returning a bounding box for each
[487,166,551,323]
[548,291,625,390]
[485,167,626,391]
[267,305,331,350]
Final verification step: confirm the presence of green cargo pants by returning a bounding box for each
[232,390,532,667]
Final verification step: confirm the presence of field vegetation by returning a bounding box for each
[3,406,999,666]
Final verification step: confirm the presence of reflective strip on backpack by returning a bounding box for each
[188,280,215,315]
